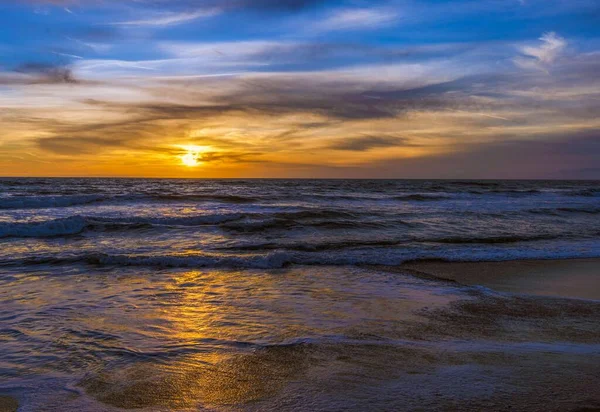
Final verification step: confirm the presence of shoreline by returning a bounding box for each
[400,257,600,301]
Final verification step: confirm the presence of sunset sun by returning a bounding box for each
[181,151,199,167]
[179,145,209,167]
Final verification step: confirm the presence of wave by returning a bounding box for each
[0,211,585,241]
[0,208,397,238]
[557,207,600,215]
[298,193,452,202]
[227,239,409,252]
[4,240,600,269]
[94,213,246,226]
[489,189,540,195]
[0,214,246,238]
[3,187,581,210]
[0,216,90,238]
[564,189,600,197]
[9,251,295,270]
[430,234,563,244]
[392,194,449,201]
[274,209,363,219]
[0,194,107,209]
[226,233,567,252]
[218,208,407,232]
[447,181,501,188]
[221,218,390,232]
[151,194,257,204]
[431,189,542,196]
[529,207,600,216]
[0,193,261,210]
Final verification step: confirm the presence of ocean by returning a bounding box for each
[1,179,599,411]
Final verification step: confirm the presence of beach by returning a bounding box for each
[402,258,600,300]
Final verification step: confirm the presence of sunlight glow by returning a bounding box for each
[181,152,199,167]
[179,145,209,167]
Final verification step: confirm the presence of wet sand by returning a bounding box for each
[0,396,18,412]
[402,258,600,300]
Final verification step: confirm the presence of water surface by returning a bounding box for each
[1,179,599,411]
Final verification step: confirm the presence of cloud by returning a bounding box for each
[24,0,324,13]
[514,32,567,72]
[137,0,323,13]
[328,135,411,151]
[37,136,126,154]
[13,62,78,84]
[311,8,399,32]
[159,40,290,61]
[213,0,323,12]
[156,40,475,76]
[111,8,220,27]
[368,131,600,179]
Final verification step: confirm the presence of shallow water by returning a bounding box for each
[1,265,599,411]
[1,179,599,410]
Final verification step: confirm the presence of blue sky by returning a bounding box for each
[0,0,599,177]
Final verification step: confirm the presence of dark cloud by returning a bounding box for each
[37,136,127,154]
[14,62,77,84]
[81,88,401,122]
[367,132,600,179]
[147,74,488,121]
[328,135,411,151]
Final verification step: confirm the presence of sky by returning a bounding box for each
[0,0,599,178]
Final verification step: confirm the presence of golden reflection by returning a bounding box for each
[79,267,460,409]
[81,348,312,409]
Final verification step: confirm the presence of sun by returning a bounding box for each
[181,152,199,167]
[179,145,209,167]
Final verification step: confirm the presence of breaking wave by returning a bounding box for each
[4,241,600,269]
[0,209,399,238]
[0,216,90,238]
[0,214,246,238]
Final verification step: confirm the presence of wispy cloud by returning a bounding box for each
[311,8,399,32]
[514,32,567,72]
[111,9,220,27]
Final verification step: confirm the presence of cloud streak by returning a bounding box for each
[111,8,220,27]
[310,8,399,32]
